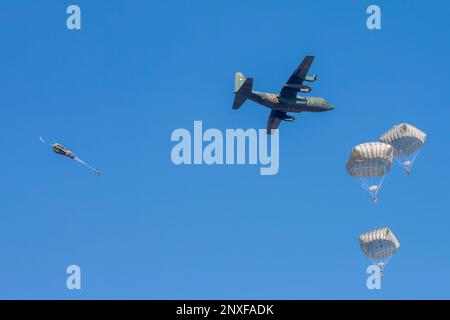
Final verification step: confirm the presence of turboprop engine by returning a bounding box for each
[284,83,311,93]
[305,74,317,82]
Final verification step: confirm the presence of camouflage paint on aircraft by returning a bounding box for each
[232,56,334,134]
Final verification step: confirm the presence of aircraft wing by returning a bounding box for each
[279,55,314,100]
[266,110,285,134]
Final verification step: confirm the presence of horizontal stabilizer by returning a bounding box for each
[233,95,247,110]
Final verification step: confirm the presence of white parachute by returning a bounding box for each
[359,227,400,276]
[380,123,426,174]
[346,142,393,203]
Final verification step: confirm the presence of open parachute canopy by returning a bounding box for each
[380,123,426,174]
[346,142,393,203]
[359,227,400,274]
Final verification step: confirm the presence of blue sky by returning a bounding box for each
[0,0,449,299]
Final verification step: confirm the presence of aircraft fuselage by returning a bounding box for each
[248,91,334,113]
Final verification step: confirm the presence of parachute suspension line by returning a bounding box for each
[373,175,386,203]
[357,174,385,203]
[75,157,94,171]
[374,255,392,277]
[74,157,100,175]
[358,179,375,203]
[373,260,386,277]
[397,148,422,174]
[370,240,393,276]
[377,262,386,276]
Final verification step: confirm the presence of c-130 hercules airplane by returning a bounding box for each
[232,55,334,134]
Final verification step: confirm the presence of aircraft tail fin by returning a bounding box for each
[234,72,246,93]
[233,72,253,110]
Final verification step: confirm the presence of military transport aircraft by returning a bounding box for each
[232,55,334,133]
